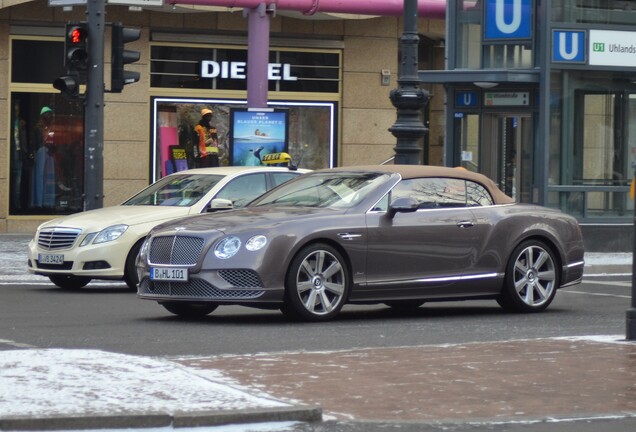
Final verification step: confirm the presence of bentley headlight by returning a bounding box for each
[214,236,241,259]
[92,224,129,245]
[246,235,267,251]
[138,238,150,262]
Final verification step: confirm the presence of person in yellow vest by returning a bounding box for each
[194,108,219,167]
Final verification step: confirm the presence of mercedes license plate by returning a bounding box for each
[150,267,188,282]
[38,253,64,265]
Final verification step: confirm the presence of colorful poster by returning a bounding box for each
[230,109,288,166]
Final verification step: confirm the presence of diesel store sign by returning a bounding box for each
[200,61,298,81]
[151,45,340,93]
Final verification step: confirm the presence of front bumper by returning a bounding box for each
[137,272,285,304]
[27,237,130,279]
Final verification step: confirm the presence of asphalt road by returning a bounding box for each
[1,272,635,431]
[0,275,630,356]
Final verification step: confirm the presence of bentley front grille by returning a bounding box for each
[218,269,263,288]
[38,228,82,250]
[139,277,264,300]
[149,236,204,266]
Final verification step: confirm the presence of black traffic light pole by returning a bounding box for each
[628,162,636,340]
[84,0,105,210]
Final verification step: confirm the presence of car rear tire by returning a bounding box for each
[48,275,91,290]
[497,240,558,313]
[124,240,143,291]
[160,302,218,318]
[282,243,349,322]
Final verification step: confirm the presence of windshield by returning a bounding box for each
[252,172,391,209]
[123,174,224,207]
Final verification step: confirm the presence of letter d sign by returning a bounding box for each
[484,0,532,40]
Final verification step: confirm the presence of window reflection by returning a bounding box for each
[10,93,84,215]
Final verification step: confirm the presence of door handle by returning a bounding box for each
[456,221,474,228]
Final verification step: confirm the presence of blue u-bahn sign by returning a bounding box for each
[484,0,532,40]
[552,30,586,63]
[455,91,479,108]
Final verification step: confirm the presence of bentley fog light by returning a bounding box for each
[246,235,267,251]
[214,236,241,259]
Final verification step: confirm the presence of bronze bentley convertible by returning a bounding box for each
[136,165,585,321]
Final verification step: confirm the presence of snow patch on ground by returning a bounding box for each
[0,348,288,418]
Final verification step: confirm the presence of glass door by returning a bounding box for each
[457,113,533,202]
[571,91,634,218]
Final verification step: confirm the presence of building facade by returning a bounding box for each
[1,0,445,233]
[4,0,633,251]
[420,0,636,250]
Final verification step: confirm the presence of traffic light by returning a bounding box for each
[53,75,80,98]
[53,22,88,97]
[111,22,141,93]
[65,22,89,72]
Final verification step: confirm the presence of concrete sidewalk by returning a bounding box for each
[175,335,636,424]
[0,349,321,431]
[2,337,636,430]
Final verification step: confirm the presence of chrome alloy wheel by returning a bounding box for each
[512,244,557,308]
[498,240,559,313]
[296,249,346,315]
[284,243,349,321]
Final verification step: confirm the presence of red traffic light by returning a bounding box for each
[64,22,89,71]
[69,27,87,44]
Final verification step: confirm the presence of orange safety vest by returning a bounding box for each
[194,124,219,157]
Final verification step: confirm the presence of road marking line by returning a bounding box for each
[0,339,37,348]
[561,290,630,299]
[582,280,631,287]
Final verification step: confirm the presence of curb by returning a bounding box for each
[0,405,322,431]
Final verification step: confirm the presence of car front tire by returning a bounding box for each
[48,275,92,290]
[283,243,349,322]
[160,302,218,319]
[497,240,559,313]
[124,240,143,291]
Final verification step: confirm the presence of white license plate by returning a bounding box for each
[38,253,64,265]
[150,267,188,282]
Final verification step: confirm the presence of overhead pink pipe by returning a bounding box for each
[171,0,448,19]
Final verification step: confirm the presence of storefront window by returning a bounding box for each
[548,70,635,220]
[552,0,636,25]
[11,40,64,84]
[9,37,85,216]
[10,93,85,216]
[151,98,336,181]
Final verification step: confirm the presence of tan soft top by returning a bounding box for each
[322,165,515,205]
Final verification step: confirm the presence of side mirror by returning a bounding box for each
[207,198,233,212]
[387,197,419,218]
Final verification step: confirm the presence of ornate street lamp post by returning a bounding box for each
[389,0,429,165]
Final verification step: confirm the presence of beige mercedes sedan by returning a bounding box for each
[27,166,308,290]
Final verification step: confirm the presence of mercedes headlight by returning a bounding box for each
[81,224,129,246]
